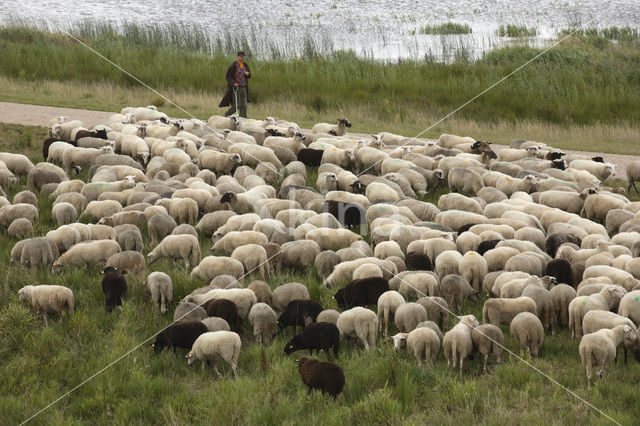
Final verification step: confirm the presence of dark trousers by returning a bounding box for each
[225,85,247,118]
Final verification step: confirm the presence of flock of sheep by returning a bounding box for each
[5,104,640,399]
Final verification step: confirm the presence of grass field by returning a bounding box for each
[1,123,639,425]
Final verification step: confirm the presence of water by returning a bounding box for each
[1,0,638,60]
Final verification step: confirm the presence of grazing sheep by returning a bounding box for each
[280,240,321,269]
[277,299,323,331]
[549,284,577,327]
[106,251,145,275]
[148,213,177,246]
[416,296,450,330]
[272,283,311,311]
[377,290,406,336]
[521,283,556,334]
[435,250,463,279]
[390,327,441,365]
[0,203,39,227]
[568,285,627,338]
[201,317,231,332]
[312,119,351,136]
[297,357,345,400]
[336,306,378,351]
[317,309,341,325]
[101,266,127,312]
[231,244,269,277]
[248,280,272,305]
[191,256,245,283]
[248,303,278,345]
[203,299,240,329]
[212,230,269,254]
[443,314,480,375]
[626,160,640,193]
[174,301,208,323]
[7,218,33,239]
[482,297,537,326]
[13,190,38,207]
[471,324,505,372]
[153,321,208,353]
[618,290,640,327]
[405,252,432,271]
[459,251,488,292]
[334,277,390,309]
[510,312,544,356]
[394,302,429,333]
[116,229,143,252]
[187,331,242,377]
[579,324,638,387]
[284,322,340,358]
[17,285,74,326]
[440,274,478,312]
[52,240,121,272]
[148,234,201,268]
[146,271,173,314]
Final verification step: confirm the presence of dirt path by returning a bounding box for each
[1,101,636,180]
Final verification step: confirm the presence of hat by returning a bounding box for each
[237,51,246,57]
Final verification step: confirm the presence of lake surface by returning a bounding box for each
[1,0,638,60]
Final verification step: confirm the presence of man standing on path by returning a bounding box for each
[220,51,251,118]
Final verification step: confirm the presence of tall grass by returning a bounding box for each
[416,22,472,35]
[496,24,537,37]
[0,21,638,130]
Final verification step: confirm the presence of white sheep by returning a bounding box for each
[510,312,544,357]
[435,250,463,279]
[471,324,505,373]
[18,285,74,326]
[390,327,441,365]
[51,202,77,225]
[568,285,627,338]
[155,197,199,225]
[579,324,637,387]
[0,152,35,176]
[443,314,479,375]
[146,271,173,314]
[482,296,537,326]
[187,288,256,318]
[120,134,150,164]
[312,119,351,136]
[569,159,615,181]
[187,331,241,377]
[198,151,243,175]
[191,256,245,283]
[394,302,428,332]
[248,303,278,345]
[321,147,354,169]
[62,146,114,173]
[231,244,269,277]
[618,290,640,326]
[336,306,378,351]
[459,251,488,292]
[52,239,121,272]
[272,283,310,311]
[377,290,405,336]
[201,317,231,332]
[0,203,39,226]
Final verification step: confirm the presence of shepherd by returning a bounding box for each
[220,51,251,118]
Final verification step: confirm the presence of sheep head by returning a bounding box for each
[50,124,62,138]
[230,115,240,126]
[220,191,235,204]
[350,180,365,194]
[137,125,147,138]
[523,175,538,193]
[123,175,136,188]
[457,314,479,329]
[370,134,384,148]
[338,118,352,128]
[389,333,408,350]
[17,285,33,303]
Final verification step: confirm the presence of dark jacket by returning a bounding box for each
[219,60,251,107]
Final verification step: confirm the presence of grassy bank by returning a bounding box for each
[0,22,639,130]
[0,123,639,425]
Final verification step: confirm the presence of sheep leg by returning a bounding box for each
[230,361,237,379]
[213,362,222,377]
[483,354,488,373]
[43,312,49,327]
[459,358,463,376]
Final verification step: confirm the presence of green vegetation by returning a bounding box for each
[561,26,640,43]
[416,22,472,35]
[496,24,537,37]
[1,122,639,424]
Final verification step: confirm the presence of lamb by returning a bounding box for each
[8,218,34,239]
[394,302,428,332]
[272,283,310,311]
[459,251,488,292]
[152,321,208,354]
[284,322,340,358]
[568,285,627,338]
[442,314,479,375]
[148,213,178,246]
[277,299,323,332]
[52,240,121,272]
[106,251,145,275]
[440,274,478,312]
[549,284,577,327]
[336,306,378,350]
[146,271,173,314]
[297,357,345,400]
[17,285,74,326]
[510,312,544,357]
[186,331,241,377]
[248,303,278,345]
[482,296,537,326]
[312,118,351,136]
[390,326,441,365]
[618,290,640,326]
[101,266,127,312]
[333,277,390,309]
[579,324,638,387]
[190,256,245,283]
[0,203,39,227]
[471,324,505,372]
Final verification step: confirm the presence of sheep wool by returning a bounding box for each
[18,285,74,325]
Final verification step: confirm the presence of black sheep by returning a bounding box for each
[333,277,390,309]
[297,148,324,167]
[284,322,340,358]
[152,321,208,353]
[277,299,323,331]
[476,239,501,256]
[545,258,573,286]
[74,128,108,142]
[101,266,127,312]
[545,232,581,257]
[322,200,366,228]
[456,223,475,234]
[405,252,432,271]
[202,298,239,328]
[297,357,344,399]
